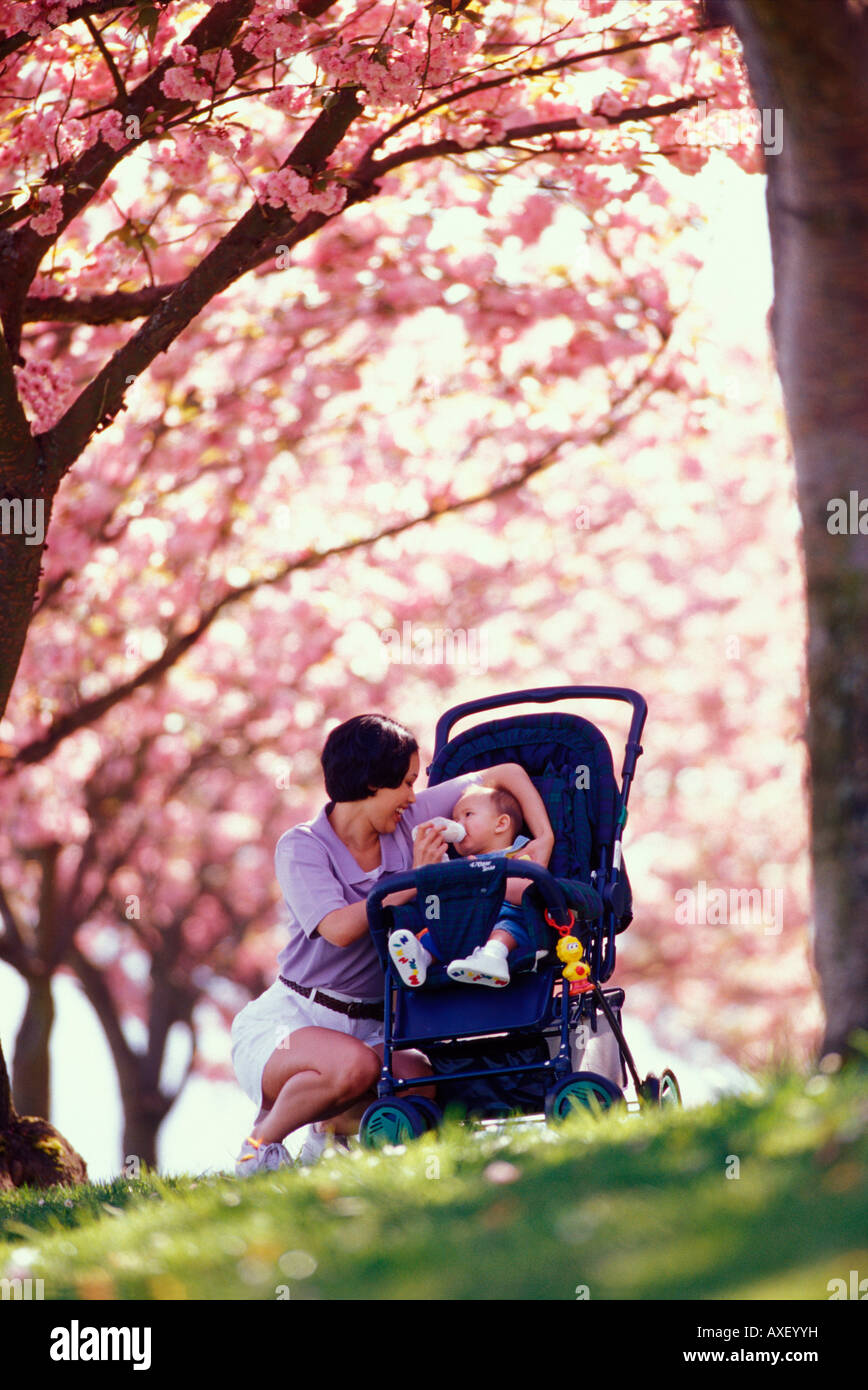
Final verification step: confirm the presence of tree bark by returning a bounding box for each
[0,1038,87,1188]
[12,975,54,1118]
[0,321,51,722]
[9,842,62,1116]
[732,0,868,1056]
[121,1093,171,1172]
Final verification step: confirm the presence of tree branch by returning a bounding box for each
[0,2,173,63]
[6,346,666,773]
[21,85,702,339]
[0,450,559,771]
[23,283,180,327]
[362,94,707,181]
[359,25,705,171]
[2,1,258,240]
[0,1,260,361]
[83,14,128,105]
[38,83,365,484]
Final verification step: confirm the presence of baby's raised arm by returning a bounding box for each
[477,763,554,867]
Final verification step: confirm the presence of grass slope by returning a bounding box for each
[1,1070,866,1301]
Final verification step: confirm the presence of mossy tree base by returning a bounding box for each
[0,1039,87,1190]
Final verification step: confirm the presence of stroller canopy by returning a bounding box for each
[427,710,623,888]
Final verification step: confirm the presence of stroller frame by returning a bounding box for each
[361,685,680,1142]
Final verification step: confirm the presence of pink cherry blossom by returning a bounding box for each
[28,183,64,237]
[257,167,347,218]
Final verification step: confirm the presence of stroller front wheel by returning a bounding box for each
[359,1098,428,1149]
[545,1071,625,1121]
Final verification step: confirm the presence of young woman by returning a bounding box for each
[231,713,554,1172]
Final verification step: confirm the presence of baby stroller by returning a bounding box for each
[360,685,681,1147]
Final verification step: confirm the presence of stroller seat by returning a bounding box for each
[382,856,592,1043]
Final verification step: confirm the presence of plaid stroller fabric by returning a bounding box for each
[388,858,561,986]
[426,711,632,929]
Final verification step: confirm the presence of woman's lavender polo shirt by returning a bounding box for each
[274,772,484,999]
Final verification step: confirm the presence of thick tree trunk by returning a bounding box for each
[10,843,62,1116]
[0,523,48,716]
[122,1092,171,1172]
[12,974,54,1117]
[733,0,868,1055]
[0,326,49,720]
[0,1038,12,1130]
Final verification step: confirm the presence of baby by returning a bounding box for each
[388,784,537,988]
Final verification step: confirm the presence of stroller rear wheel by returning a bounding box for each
[660,1069,681,1106]
[545,1071,625,1121]
[359,1098,428,1149]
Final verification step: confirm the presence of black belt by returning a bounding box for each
[280,976,384,1021]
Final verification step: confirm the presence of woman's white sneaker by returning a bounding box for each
[235,1136,293,1176]
[297,1124,351,1165]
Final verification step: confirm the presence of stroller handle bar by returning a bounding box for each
[366,857,573,939]
[431,685,647,782]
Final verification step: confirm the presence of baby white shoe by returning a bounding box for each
[446,941,510,988]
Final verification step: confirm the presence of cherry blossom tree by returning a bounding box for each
[2,1,808,1162]
[0,0,750,715]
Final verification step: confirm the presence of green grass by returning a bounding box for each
[2,1069,866,1300]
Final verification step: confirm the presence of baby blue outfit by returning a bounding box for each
[480,834,533,958]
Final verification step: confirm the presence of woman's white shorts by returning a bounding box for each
[230,978,386,1108]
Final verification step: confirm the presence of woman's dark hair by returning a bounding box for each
[321,714,419,803]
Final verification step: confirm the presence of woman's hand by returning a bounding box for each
[382,889,415,908]
[411,821,448,867]
[381,822,448,908]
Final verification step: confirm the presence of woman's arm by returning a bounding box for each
[478,762,554,866]
[318,823,449,941]
[317,900,370,948]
